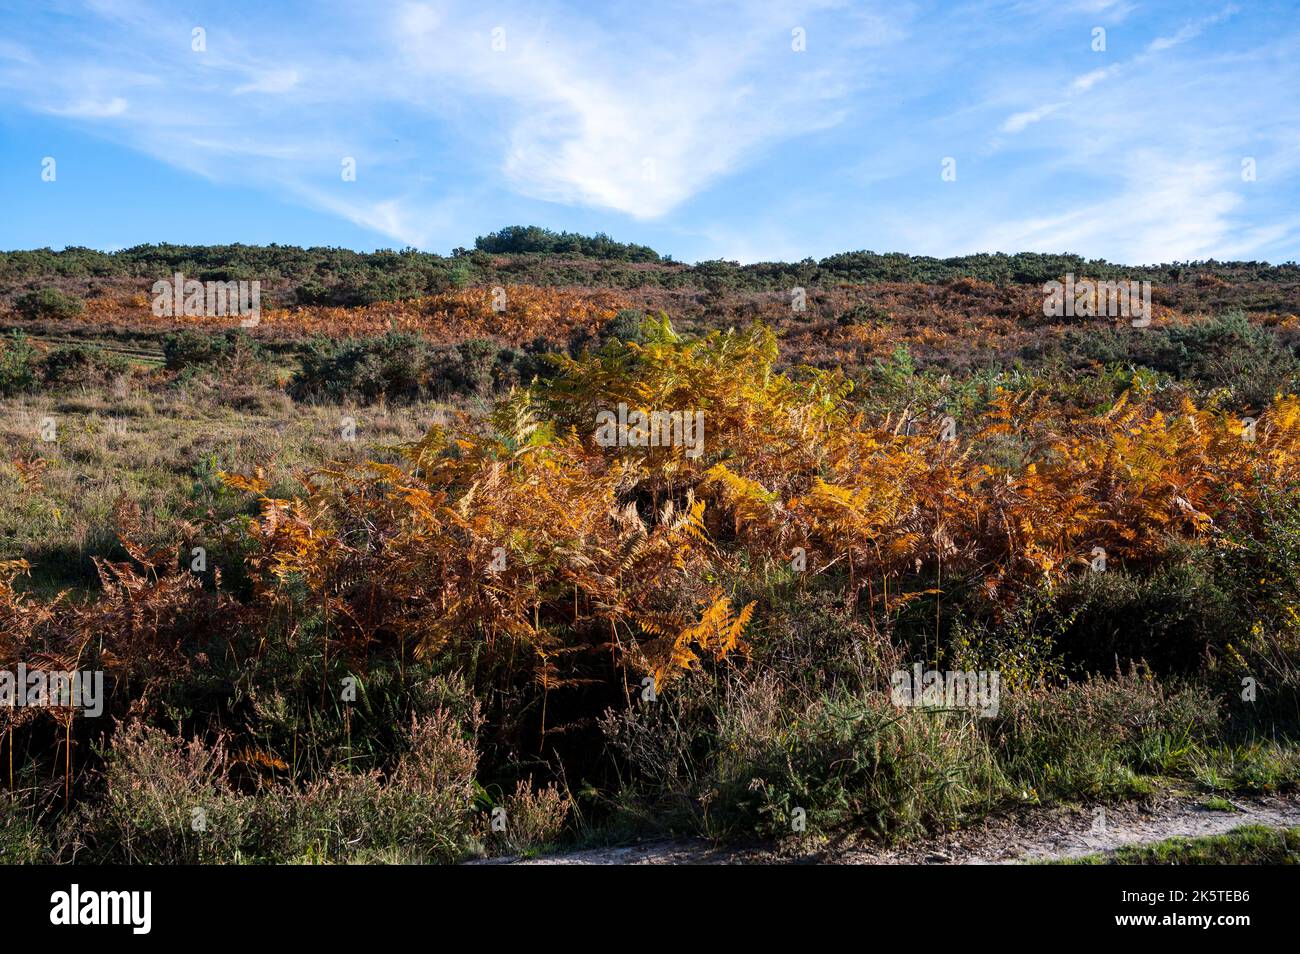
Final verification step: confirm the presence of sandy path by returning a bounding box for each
[483,794,1300,865]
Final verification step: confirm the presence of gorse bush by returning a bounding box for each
[0,333,39,396]
[1159,312,1298,409]
[6,237,1299,298]
[14,288,85,321]
[163,328,268,372]
[1212,486,1300,722]
[42,344,129,386]
[290,333,515,403]
[838,302,893,326]
[1050,547,1242,676]
[1,338,132,393]
[292,332,439,403]
[1058,312,1299,409]
[294,271,436,307]
[598,308,649,344]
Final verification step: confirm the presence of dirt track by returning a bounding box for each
[481,794,1300,865]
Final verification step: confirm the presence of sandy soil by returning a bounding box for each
[479,793,1300,865]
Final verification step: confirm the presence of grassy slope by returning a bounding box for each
[1059,824,1300,864]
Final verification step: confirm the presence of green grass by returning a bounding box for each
[1057,824,1300,864]
[0,376,450,592]
[1201,796,1239,812]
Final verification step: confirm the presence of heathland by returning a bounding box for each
[1,228,1298,862]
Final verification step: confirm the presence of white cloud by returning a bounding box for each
[0,0,892,237]
[998,6,1239,140]
[0,0,1293,264]
[1001,102,1062,133]
[391,1,864,219]
[46,96,129,118]
[1146,5,1238,52]
[1069,67,1118,93]
[294,188,450,248]
[233,69,300,96]
[891,152,1289,265]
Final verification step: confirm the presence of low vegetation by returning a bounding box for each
[1060,824,1300,864]
[1,234,1298,863]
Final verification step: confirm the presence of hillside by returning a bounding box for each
[1,232,1298,864]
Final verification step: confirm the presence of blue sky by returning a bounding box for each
[0,0,1297,264]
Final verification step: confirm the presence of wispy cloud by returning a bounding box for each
[46,96,129,118]
[232,69,301,96]
[1147,4,1239,52]
[0,0,895,237]
[965,156,1255,264]
[390,1,871,218]
[998,6,1242,137]
[1001,102,1062,133]
[1069,67,1118,93]
[0,0,1294,263]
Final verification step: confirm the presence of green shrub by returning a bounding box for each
[603,666,1229,843]
[1212,487,1300,720]
[602,672,1002,842]
[294,273,435,307]
[14,288,85,321]
[948,587,1073,690]
[837,302,892,326]
[599,309,647,345]
[493,341,558,388]
[0,797,49,864]
[0,333,39,395]
[1163,312,1297,408]
[447,338,498,394]
[42,344,129,386]
[475,225,660,262]
[291,333,512,403]
[1060,313,1298,409]
[1051,546,1242,675]
[292,333,437,403]
[741,690,1002,840]
[163,329,267,372]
